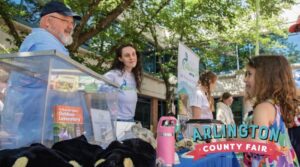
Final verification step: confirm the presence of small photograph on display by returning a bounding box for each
[177,114,189,139]
[178,94,189,116]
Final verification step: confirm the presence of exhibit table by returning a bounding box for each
[175,149,240,167]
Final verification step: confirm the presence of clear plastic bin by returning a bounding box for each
[0,50,119,149]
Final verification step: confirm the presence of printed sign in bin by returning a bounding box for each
[89,92,118,147]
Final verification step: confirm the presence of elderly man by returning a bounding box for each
[19,1,81,56]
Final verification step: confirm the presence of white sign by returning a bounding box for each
[177,42,199,116]
[177,42,199,96]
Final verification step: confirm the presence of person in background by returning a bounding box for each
[216,92,235,125]
[243,55,299,166]
[19,1,81,56]
[104,44,142,139]
[189,71,217,119]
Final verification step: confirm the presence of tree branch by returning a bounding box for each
[137,0,171,36]
[106,0,171,56]
[72,0,103,46]
[70,0,134,52]
[0,1,22,47]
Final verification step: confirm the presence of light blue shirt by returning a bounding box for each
[19,28,69,56]
[104,70,137,120]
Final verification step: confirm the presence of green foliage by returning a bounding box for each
[2,0,295,72]
[1,0,298,112]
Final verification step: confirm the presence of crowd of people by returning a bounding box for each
[1,1,300,167]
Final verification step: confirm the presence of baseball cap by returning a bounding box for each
[40,1,81,20]
[289,15,300,33]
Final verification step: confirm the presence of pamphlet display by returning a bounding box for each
[90,108,115,145]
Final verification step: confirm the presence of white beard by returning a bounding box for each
[60,30,73,46]
[48,25,73,46]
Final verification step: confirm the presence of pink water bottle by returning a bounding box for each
[157,116,177,166]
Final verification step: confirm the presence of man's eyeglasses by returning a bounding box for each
[49,15,76,27]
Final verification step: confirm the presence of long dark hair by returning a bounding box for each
[247,55,299,128]
[110,44,143,91]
